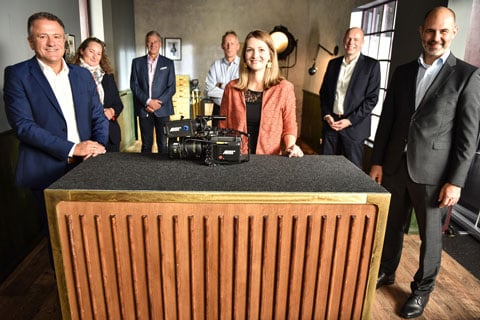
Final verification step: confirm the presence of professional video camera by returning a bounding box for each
[164,115,250,166]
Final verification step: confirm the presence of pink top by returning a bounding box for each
[219,79,298,155]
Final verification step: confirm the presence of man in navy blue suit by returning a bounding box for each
[3,12,108,236]
[320,27,380,169]
[130,31,176,154]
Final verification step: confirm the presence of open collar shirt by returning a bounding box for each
[147,54,160,99]
[333,53,360,115]
[38,58,80,156]
[415,50,449,109]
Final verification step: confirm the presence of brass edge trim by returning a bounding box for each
[362,193,392,319]
[43,189,385,204]
[44,189,73,320]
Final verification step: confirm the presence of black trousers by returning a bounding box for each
[211,103,221,129]
[322,129,364,169]
[380,154,446,295]
[139,115,169,154]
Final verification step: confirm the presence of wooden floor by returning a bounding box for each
[0,235,479,319]
[373,235,480,320]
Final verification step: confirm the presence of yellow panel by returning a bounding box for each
[173,75,190,119]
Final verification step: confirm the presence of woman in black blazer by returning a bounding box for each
[71,37,124,152]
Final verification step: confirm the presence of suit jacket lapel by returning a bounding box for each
[344,54,364,109]
[348,54,364,89]
[29,58,64,116]
[142,55,150,86]
[332,58,342,83]
[153,55,166,84]
[407,62,418,115]
[416,54,456,112]
[68,67,87,135]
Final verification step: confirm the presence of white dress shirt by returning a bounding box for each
[38,58,79,156]
[333,54,360,116]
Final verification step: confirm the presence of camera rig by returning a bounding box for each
[164,115,250,166]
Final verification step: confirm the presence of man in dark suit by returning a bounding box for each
[320,27,380,169]
[370,7,480,318]
[130,31,176,154]
[3,12,108,236]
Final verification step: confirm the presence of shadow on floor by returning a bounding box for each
[443,221,480,280]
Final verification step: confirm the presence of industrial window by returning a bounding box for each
[350,0,398,145]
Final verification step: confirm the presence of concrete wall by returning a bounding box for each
[130,0,395,133]
[303,0,366,95]
[463,0,480,66]
[2,0,475,132]
[132,0,310,132]
[449,0,479,66]
[102,0,137,90]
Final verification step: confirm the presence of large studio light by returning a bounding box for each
[270,25,296,61]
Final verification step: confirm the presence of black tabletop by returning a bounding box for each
[47,153,387,193]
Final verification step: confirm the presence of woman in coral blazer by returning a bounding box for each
[219,30,303,157]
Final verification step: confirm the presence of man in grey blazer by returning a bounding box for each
[130,31,176,154]
[320,27,380,169]
[370,7,480,318]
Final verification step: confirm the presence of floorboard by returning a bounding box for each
[372,235,480,319]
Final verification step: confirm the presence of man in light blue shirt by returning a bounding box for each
[205,31,240,127]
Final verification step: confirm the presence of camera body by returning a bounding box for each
[164,116,249,166]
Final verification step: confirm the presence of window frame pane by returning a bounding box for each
[351,0,397,144]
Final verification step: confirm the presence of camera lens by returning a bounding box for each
[184,140,203,158]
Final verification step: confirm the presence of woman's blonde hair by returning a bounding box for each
[235,30,284,91]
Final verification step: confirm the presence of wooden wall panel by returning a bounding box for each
[0,131,41,283]
[300,90,323,152]
[54,201,378,320]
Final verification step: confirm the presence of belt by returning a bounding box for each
[67,156,82,164]
[333,113,344,119]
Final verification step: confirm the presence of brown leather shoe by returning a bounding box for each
[376,272,395,289]
[399,293,429,318]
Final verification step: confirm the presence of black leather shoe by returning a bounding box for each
[376,272,395,289]
[399,293,429,318]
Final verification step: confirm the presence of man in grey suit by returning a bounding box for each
[130,31,176,154]
[370,7,480,318]
[320,27,380,169]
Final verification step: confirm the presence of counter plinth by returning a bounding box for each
[45,153,390,319]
